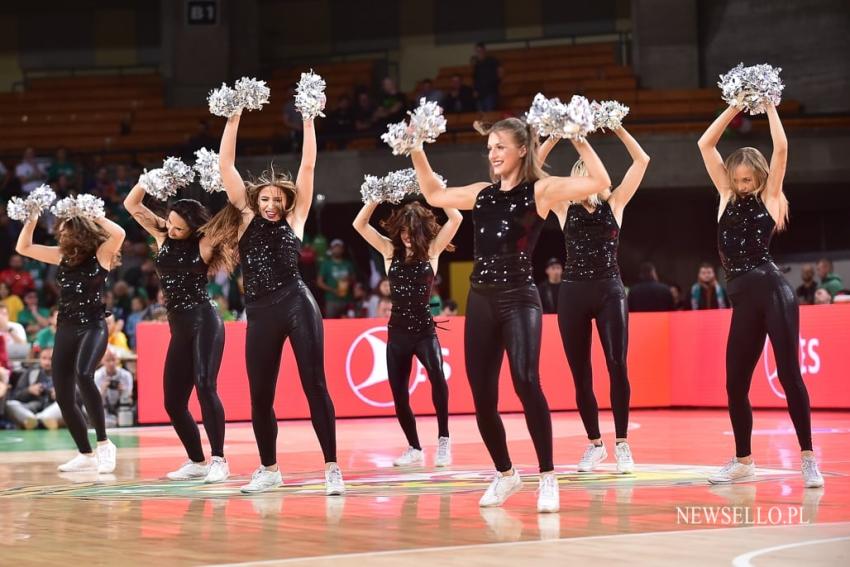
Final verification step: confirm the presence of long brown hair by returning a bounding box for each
[724,147,788,232]
[473,117,548,184]
[200,164,298,256]
[58,217,112,268]
[380,202,454,263]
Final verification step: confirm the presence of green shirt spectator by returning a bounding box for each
[17,291,50,341]
[35,326,56,349]
[47,148,77,182]
[816,259,844,298]
[318,239,356,318]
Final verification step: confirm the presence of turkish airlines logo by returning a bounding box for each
[345,326,452,407]
[762,336,821,399]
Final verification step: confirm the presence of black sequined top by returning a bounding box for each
[239,215,301,303]
[471,181,545,288]
[563,201,620,281]
[156,236,211,312]
[56,255,107,326]
[388,254,435,334]
[718,195,775,280]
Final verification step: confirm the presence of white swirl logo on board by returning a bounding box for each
[762,336,820,399]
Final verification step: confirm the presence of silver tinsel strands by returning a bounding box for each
[359,175,385,204]
[193,148,225,193]
[381,120,416,156]
[562,95,594,141]
[52,194,106,221]
[6,185,57,222]
[591,100,630,132]
[381,98,447,156]
[718,63,784,115]
[139,157,195,201]
[294,70,326,120]
[162,157,195,189]
[360,168,446,204]
[235,77,271,112]
[526,94,594,140]
[208,83,241,118]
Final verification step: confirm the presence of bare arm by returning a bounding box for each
[95,217,126,270]
[536,138,611,211]
[220,114,249,212]
[16,217,61,265]
[352,202,394,259]
[410,148,489,210]
[123,183,166,245]
[697,105,739,197]
[537,136,558,165]
[291,119,317,232]
[429,207,463,256]
[607,127,650,218]
[763,103,788,201]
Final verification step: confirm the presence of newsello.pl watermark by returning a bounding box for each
[676,506,808,525]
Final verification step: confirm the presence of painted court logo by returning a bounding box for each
[763,336,821,399]
[345,326,451,408]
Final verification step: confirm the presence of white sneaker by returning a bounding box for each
[434,437,452,467]
[166,460,209,481]
[58,452,98,472]
[325,463,345,496]
[479,469,523,507]
[204,457,230,484]
[537,473,560,513]
[615,441,635,474]
[96,440,117,474]
[708,458,755,484]
[802,456,824,488]
[393,447,424,467]
[240,466,283,494]
[577,443,607,472]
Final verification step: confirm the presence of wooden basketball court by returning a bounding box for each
[1,409,847,565]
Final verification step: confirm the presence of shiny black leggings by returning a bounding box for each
[726,263,813,458]
[164,302,226,461]
[464,284,553,473]
[557,278,630,440]
[386,328,449,450]
[245,280,336,466]
[52,320,109,453]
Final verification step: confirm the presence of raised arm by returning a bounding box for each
[607,127,650,219]
[537,136,559,165]
[16,217,61,265]
[220,114,249,211]
[291,118,317,229]
[536,138,612,211]
[697,105,739,197]
[429,207,463,256]
[352,201,394,259]
[763,103,788,200]
[123,183,166,245]
[410,148,488,210]
[95,217,126,270]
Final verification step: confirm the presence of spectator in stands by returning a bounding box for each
[365,277,391,318]
[373,77,408,128]
[34,307,57,352]
[125,296,147,349]
[318,239,356,318]
[796,264,818,305]
[690,262,728,309]
[0,303,27,351]
[0,254,36,297]
[669,284,689,310]
[87,167,117,202]
[627,262,674,312]
[213,294,236,322]
[110,280,133,322]
[441,299,459,317]
[327,94,356,147]
[816,258,844,298]
[17,290,50,341]
[416,78,443,104]
[376,297,393,318]
[0,160,8,190]
[113,164,134,201]
[106,314,131,357]
[0,282,23,323]
[15,147,46,194]
[472,42,501,111]
[441,74,476,114]
[354,89,377,133]
[282,83,304,152]
[47,147,78,186]
[94,349,133,429]
[538,258,563,314]
[813,288,832,305]
[0,370,10,428]
[52,173,73,199]
[4,348,61,430]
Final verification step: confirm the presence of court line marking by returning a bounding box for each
[731,536,850,567]
[206,521,850,566]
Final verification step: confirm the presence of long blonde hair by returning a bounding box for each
[724,147,788,232]
[200,164,298,253]
[571,159,611,207]
[473,118,548,184]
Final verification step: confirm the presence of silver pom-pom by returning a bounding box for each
[6,185,57,222]
[526,94,594,140]
[359,174,385,204]
[380,120,417,156]
[360,168,446,204]
[208,83,242,118]
[138,169,172,201]
[561,95,594,141]
[294,70,326,120]
[718,63,784,115]
[162,157,195,189]
[591,100,630,132]
[235,77,271,112]
[380,98,447,156]
[193,148,225,193]
[52,194,105,221]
